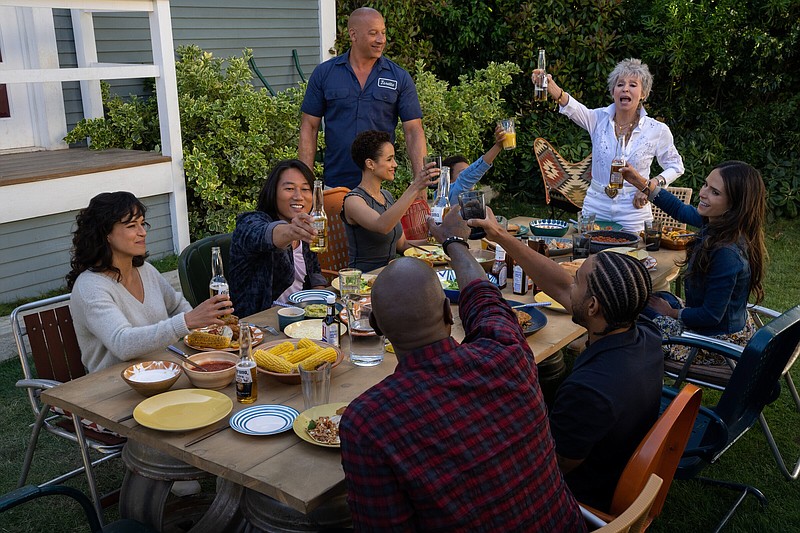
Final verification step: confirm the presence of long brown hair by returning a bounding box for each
[682,161,767,303]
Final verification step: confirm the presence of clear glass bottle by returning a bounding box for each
[535,49,548,102]
[430,166,451,224]
[310,179,328,253]
[491,244,508,290]
[236,321,258,404]
[209,246,229,298]
[322,294,339,348]
[609,135,626,190]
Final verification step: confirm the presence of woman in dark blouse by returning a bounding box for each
[229,159,327,316]
[342,130,436,272]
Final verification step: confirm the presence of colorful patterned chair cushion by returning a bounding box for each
[534,137,592,210]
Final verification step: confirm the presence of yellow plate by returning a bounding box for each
[293,402,349,448]
[133,389,232,432]
[601,247,650,261]
[403,245,449,265]
[534,292,567,313]
[331,273,378,294]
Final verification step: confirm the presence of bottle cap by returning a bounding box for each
[326,295,336,304]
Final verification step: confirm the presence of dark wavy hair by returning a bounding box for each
[351,130,392,171]
[255,159,315,219]
[682,160,767,303]
[66,192,148,289]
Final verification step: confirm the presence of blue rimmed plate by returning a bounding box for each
[288,289,336,304]
[229,405,299,436]
[505,300,548,336]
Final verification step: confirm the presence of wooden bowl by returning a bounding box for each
[181,351,238,390]
[122,361,182,397]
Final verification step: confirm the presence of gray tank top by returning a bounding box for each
[342,187,402,272]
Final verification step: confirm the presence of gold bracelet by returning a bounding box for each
[555,88,564,104]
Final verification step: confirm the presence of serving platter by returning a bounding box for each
[133,389,232,432]
[255,338,344,384]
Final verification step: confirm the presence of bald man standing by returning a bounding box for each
[471,208,664,512]
[339,208,585,531]
[299,7,426,189]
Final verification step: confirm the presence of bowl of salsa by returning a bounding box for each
[181,351,238,390]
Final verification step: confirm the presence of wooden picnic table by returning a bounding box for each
[41,223,685,531]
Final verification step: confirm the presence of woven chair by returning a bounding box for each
[534,137,591,217]
[652,187,693,230]
[317,187,350,280]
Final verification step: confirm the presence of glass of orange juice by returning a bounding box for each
[499,118,516,150]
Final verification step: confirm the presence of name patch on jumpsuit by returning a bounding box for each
[377,78,398,90]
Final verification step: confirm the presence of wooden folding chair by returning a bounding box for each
[534,137,591,218]
[11,294,124,522]
[317,187,350,280]
[583,474,664,533]
[652,187,693,230]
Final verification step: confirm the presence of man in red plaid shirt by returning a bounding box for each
[339,208,585,531]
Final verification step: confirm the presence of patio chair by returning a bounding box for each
[178,233,232,307]
[652,187,693,230]
[1,484,157,533]
[11,294,125,522]
[582,474,664,533]
[534,137,591,217]
[660,303,800,532]
[580,384,702,530]
[317,187,351,281]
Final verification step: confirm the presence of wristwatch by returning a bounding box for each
[656,175,667,188]
[441,236,469,255]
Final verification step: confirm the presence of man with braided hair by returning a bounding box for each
[473,208,663,512]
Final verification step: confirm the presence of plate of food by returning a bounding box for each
[283,319,347,341]
[253,338,343,384]
[589,219,624,231]
[229,404,299,436]
[184,321,263,352]
[507,223,529,237]
[288,289,337,304]
[587,230,640,253]
[331,273,378,294]
[403,245,449,265]
[534,292,567,313]
[543,237,573,256]
[133,389,232,432]
[505,300,548,335]
[293,402,349,447]
[661,227,697,250]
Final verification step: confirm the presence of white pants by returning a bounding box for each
[583,181,653,233]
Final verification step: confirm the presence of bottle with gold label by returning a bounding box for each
[609,135,626,190]
[309,179,327,253]
[236,321,258,404]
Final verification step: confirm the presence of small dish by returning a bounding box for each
[181,351,238,390]
[121,361,182,397]
[288,289,337,304]
[529,219,569,237]
[229,404,299,436]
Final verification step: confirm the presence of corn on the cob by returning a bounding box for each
[253,349,294,374]
[299,347,338,370]
[297,338,317,351]
[267,341,295,357]
[187,331,230,349]
[283,346,319,364]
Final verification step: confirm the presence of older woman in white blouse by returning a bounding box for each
[533,58,684,232]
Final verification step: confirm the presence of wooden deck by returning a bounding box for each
[0,148,171,187]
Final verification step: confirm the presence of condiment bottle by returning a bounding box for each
[322,294,339,348]
[491,244,508,290]
[511,241,529,296]
[430,166,451,224]
[209,246,229,298]
[236,321,258,404]
[310,179,328,253]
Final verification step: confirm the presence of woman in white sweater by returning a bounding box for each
[67,192,231,372]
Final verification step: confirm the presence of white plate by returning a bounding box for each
[283,319,347,340]
[288,289,336,304]
[229,405,299,436]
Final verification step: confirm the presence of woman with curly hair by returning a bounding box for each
[68,192,231,371]
[621,161,767,381]
[343,130,437,271]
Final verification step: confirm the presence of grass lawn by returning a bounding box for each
[0,211,798,531]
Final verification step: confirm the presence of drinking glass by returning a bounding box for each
[424,155,442,189]
[498,118,516,150]
[299,363,331,410]
[577,211,596,233]
[338,268,362,297]
[572,233,592,259]
[458,190,486,240]
[644,220,662,251]
[346,296,385,367]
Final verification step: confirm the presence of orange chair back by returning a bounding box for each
[610,384,702,525]
[318,187,350,275]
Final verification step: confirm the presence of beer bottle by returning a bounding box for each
[430,166,451,224]
[491,245,508,290]
[236,321,258,404]
[322,295,339,348]
[310,179,328,253]
[209,246,229,298]
[609,135,626,190]
[535,49,548,102]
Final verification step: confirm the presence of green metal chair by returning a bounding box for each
[177,233,232,307]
